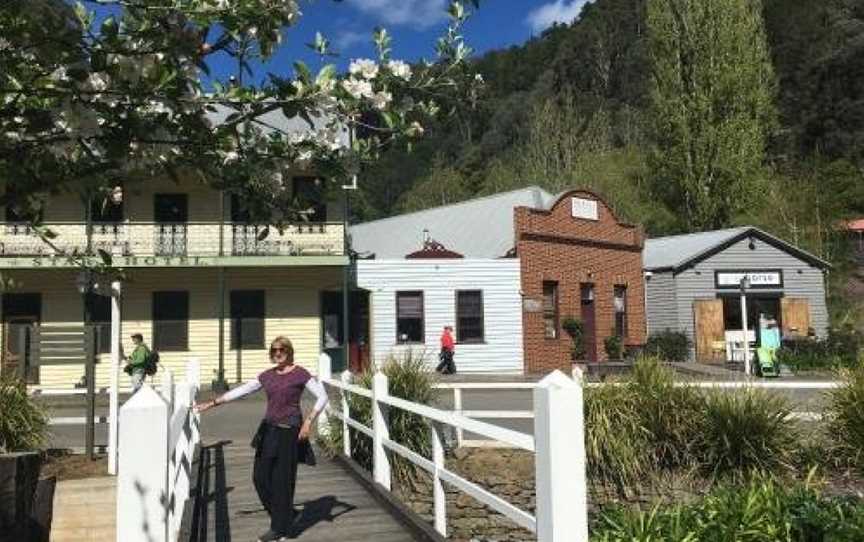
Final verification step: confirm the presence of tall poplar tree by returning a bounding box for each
[646,0,777,232]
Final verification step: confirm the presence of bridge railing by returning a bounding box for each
[319,364,589,542]
[116,359,200,542]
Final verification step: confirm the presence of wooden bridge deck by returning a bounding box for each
[187,441,418,542]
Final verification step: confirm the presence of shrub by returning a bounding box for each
[628,357,703,470]
[603,334,624,360]
[562,316,586,359]
[825,366,864,470]
[584,383,646,497]
[318,350,436,486]
[644,330,691,362]
[698,388,798,477]
[593,475,864,541]
[0,376,48,452]
[777,326,863,372]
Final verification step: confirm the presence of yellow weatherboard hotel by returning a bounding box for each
[0,112,351,390]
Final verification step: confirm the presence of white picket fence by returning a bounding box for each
[116,359,201,542]
[318,360,590,542]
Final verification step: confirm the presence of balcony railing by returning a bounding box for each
[0,221,345,258]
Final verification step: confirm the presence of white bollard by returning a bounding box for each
[371,371,391,491]
[117,385,169,542]
[533,370,589,542]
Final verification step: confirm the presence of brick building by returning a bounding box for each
[350,187,647,374]
[515,190,646,373]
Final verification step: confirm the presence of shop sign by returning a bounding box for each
[571,197,598,221]
[3,255,212,268]
[715,270,783,289]
[523,298,543,313]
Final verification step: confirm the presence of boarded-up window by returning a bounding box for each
[85,293,111,354]
[153,291,189,351]
[396,291,424,343]
[456,290,484,343]
[543,281,559,339]
[231,290,265,350]
[614,285,628,338]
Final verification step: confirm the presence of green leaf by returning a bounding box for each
[316,64,336,87]
[293,61,312,84]
[256,226,270,241]
[97,249,112,266]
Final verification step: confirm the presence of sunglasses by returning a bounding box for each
[270,347,287,353]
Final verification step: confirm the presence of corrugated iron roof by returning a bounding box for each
[644,226,830,271]
[350,186,556,258]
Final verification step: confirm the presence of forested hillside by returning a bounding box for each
[351,0,863,325]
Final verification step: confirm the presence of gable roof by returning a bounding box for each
[644,226,830,272]
[349,186,556,259]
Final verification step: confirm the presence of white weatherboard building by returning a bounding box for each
[349,188,558,374]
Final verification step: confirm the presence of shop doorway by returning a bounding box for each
[321,290,370,373]
[580,284,597,362]
[2,293,41,383]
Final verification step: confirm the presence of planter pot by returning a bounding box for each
[0,451,43,542]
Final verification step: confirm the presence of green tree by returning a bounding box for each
[646,0,777,232]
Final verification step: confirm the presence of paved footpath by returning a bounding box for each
[50,476,116,541]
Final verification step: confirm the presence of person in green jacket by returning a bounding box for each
[125,333,150,391]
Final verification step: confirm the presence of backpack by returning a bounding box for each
[143,350,160,376]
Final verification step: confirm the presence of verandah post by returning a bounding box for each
[371,371,391,490]
[534,369,588,542]
[317,353,332,436]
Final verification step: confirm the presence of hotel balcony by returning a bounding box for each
[0,221,346,267]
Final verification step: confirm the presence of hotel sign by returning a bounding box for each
[715,270,783,289]
[0,254,348,269]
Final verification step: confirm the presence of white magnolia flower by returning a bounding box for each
[369,91,392,111]
[407,121,425,137]
[349,58,379,80]
[342,79,373,99]
[222,151,239,165]
[387,60,412,81]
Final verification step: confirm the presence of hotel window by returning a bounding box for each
[614,285,628,338]
[88,189,124,223]
[396,291,424,344]
[292,176,327,222]
[231,290,265,350]
[85,293,111,355]
[456,290,484,343]
[543,281,559,339]
[153,291,189,351]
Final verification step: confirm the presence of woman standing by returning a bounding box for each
[196,336,329,542]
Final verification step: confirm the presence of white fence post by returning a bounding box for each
[431,423,447,536]
[453,388,464,448]
[340,371,351,458]
[371,371,391,491]
[108,280,122,475]
[317,353,332,436]
[116,385,169,542]
[534,370,588,542]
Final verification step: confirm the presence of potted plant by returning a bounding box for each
[0,376,50,542]
[604,333,625,361]
[562,317,587,361]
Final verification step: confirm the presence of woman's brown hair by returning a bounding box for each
[269,336,294,360]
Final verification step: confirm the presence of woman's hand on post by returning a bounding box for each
[194,399,217,413]
[299,419,313,441]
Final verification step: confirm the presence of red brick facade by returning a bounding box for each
[515,190,646,374]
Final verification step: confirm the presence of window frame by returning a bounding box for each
[456,290,485,344]
[230,290,266,350]
[395,290,424,344]
[152,291,189,352]
[614,285,628,338]
[542,281,559,339]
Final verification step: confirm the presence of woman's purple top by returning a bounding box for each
[259,366,311,424]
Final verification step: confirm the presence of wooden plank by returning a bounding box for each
[781,298,811,337]
[693,299,724,363]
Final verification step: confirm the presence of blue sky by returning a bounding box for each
[206,0,592,85]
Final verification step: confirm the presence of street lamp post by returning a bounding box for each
[740,276,751,376]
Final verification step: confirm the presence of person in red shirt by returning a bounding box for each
[436,326,457,375]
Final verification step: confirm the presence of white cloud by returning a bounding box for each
[334,30,369,52]
[526,0,591,33]
[343,0,449,29]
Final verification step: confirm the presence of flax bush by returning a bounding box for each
[699,388,798,477]
[318,350,436,486]
[594,475,864,541]
[0,376,48,452]
[825,366,864,470]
